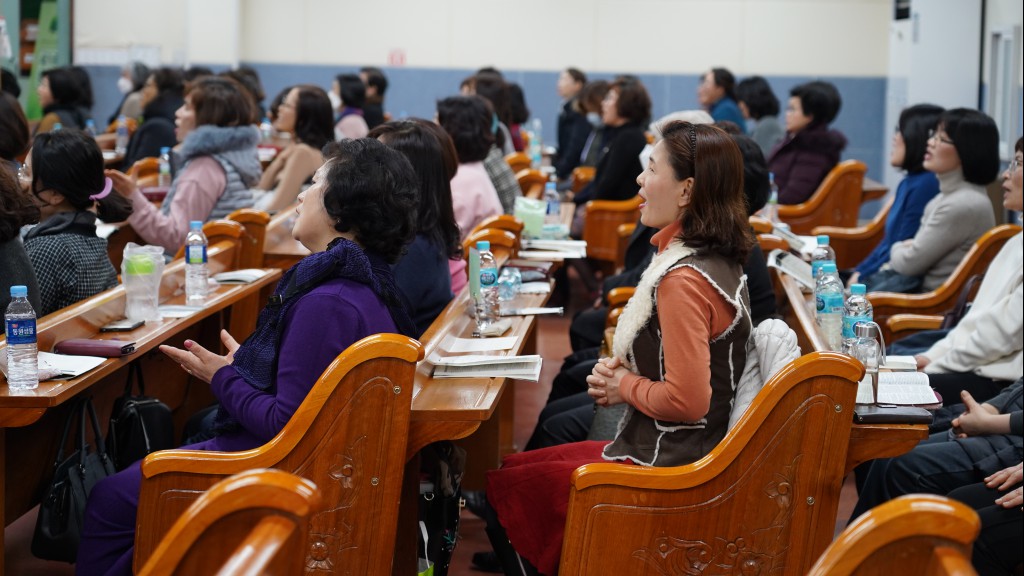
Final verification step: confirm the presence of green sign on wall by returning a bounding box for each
[25,0,59,119]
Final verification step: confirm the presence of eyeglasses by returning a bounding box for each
[1010,157,1022,172]
[927,129,954,145]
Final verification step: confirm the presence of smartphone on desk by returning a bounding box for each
[99,319,145,332]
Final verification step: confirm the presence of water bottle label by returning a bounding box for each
[187,245,207,265]
[816,293,844,313]
[842,315,872,339]
[811,260,825,279]
[5,318,36,345]
[480,267,498,287]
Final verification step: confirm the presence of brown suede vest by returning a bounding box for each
[603,252,750,467]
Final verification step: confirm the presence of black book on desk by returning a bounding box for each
[854,405,933,424]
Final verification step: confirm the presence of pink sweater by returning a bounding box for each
[127,157,226,252]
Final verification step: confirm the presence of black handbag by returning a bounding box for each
[107,363,175,471]
[31,397,116,562]
[418,441,467,576]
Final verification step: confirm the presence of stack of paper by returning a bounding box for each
[881,355,918,371]
[520,239,587,260]
[767,249,814,290]
[430,354,542,381]
[1,350,106,381]
[213,269,270,284]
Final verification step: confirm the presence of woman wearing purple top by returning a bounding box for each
[75,138,419,576]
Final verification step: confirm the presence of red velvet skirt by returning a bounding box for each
[486,440,626,575]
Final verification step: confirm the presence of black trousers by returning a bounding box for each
[946,481,1023,575]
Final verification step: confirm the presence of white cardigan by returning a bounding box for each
[922,231,1023,381]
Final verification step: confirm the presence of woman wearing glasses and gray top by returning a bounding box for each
[865,108,999,293]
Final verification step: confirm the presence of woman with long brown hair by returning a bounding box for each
[483,122,754,575]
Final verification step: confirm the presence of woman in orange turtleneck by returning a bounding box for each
[483,122,754,575]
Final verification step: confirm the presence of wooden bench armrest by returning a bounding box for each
[572,166,596,193]
[756,233,789,253]
[887,314,943,337]
[605,287,635,309]
[585,196,643,214]
[617,223,636,238]
[748,215,773,234]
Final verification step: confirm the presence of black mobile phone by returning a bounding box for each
[99,319,145,332]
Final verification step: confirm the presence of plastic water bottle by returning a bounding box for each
[52,122,63,132]
[260,117,274,142]
[84,119,98,138]
[814,261,844,351]
[5,286,38,391]
[185,221,209,306]
[842,283,873,352]
[528,118,543,169]
[543,182,560,226]
[810,235,836,281]
[474,241,500,333]
[158,147,172,188]
[764,173,779,223]
[115,115,130,155]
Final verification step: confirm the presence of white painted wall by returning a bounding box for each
[984,0,1024,84]
[77,0,893,77]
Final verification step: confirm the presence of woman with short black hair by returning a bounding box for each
[767,80,848,204]
[0,166,40,312]
[255,84,334,211]
[0,92,29,177]
[122,66,186,166]
[23,130,133,315]
[437,95,503,239]
[78,138,419,575]
[850,104,944,285]
[333,73,369,140]
[735,75,783,155]
[34,66,94,134]
[697,67,746,129]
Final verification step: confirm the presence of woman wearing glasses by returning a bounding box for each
[864,108,999,293]
[848,104,944,286]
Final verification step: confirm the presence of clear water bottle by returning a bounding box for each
[5,285,38,391]
[543,181,560,226]
[842,283,873,352]
[850,322,882,403]
[158,147,172,188]
[84,119,98,138]
[810,235,837,281]
[115,115,130,155]
[764,172,779,223]
[814,261,844,351]
[528,118,543,169]
[185,221,209,306]
[497,267,522,301]
[260,117,274,142]
[474,241,500,333]
[52,122,63,132]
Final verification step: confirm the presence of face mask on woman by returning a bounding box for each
[117,76,134,95]
[586,112,602,126]
[328,91,342,111]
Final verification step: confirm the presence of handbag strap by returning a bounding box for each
[83,397,113,460]
[941,274,985,330]
[53,398,81,466]
[123,362,146,397]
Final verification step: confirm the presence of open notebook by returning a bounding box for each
[856,371,940,406]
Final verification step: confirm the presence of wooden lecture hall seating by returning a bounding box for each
[867,223,1021,343]
[807,494,980,576]
[137,469,322,576]
[504,151,530,173]
[813,195,894,269]
[462,227,520,259]
[516,168,548,198]
[777,160,868,234]
[582,195,643,275]
[134,334,423,575]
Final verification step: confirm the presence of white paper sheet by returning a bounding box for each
[444,337,518,353]
[519,282,551,294]
[881,355,918,371]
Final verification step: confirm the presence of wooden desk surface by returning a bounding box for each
[776,274,929,471]
[0,270,281,424]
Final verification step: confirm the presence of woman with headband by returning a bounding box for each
[22,129,133,315]
[482,122,753,575]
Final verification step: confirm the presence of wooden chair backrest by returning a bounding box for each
[226,208,271,269]
[134,334,424,575]
[583,195,642,267]
[749,215,773,234]
[571,166,596,194]
[807,494,979,576]
[777,160,867,234]
[868,223,1021,342]
[516,168,547,199]
[128,157,160,188]
[137,469,322,576]
[560,352,863,575]
[505,151,531,173]
[473,214,525,238]
[604,286,635,328]
[462,228,519,260]
[172,219,246,270]
[813,194,894,270]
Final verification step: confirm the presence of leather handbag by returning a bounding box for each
[107,363,175,471]
[31,397,116,562]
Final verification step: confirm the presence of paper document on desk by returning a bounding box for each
[881,355,918,371]
[444,336,518,353]
[519,282,551,294]
[430,354,542,381]
[522,239,587,258]
[519,250,582,260]
[856,371,938,405]
[1,350,106,381]
[767,249,814,290]
[213,269,270,284]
